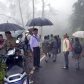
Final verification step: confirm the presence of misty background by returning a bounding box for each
[0,0,84,38]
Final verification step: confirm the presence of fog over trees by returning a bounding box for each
[71,0,84,31]
[1,0,83,37]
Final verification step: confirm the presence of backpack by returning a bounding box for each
[69,41,73,51]
[73,43,82,54]
[42,41,49,49]
[65,39,73,51]
[52,40,58,49]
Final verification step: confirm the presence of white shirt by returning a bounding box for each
[29,34,40,51]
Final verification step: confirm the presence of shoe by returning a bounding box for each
[38,65,42,68]
[62,66,69,70]
[45,60,48,63]
[32,66,39,71]
[53,60,56,62]
[32,67,36,71]
[35,66,40,70]
[49,54,51,58]
[29,80,34,84]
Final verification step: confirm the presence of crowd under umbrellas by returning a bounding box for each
[0,19,83,68]
[0,18,54,84]
[0,18,59,84]
[0,17,84,84]
[0,22,25,64]
[0,16,54,60]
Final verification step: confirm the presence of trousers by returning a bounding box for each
[33,47,40,67]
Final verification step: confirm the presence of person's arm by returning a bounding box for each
[3,40,8,52]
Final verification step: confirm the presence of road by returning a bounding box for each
[31,52,84,84]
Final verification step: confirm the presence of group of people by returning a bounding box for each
[42,33,83,71]
[63,33,82,70]
[0,28,83,74]
[0,28,41,72]
[42,34,61,62]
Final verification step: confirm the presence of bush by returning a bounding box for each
[0,70,5,80]
[0,63,6,83]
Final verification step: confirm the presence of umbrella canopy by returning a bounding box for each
[0,23,24,31]
[72,31,84,38]
[26,17,53,26]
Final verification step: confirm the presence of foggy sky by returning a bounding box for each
[0,0,77,36]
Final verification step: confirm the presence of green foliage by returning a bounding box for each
[0,63,6,83]
[71,0,84,31]
[0,70,5,80]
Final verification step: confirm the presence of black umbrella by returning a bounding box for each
[0,23,24,31]
[26,17,53,26]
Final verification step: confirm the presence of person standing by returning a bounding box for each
[62,34,70,69]
[29,28,40,70]
[57,35,61,53]
[51,36,58,62]
[42,36,51,63]
[72,37,82,70]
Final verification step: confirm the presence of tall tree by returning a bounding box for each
[71,0,84,31]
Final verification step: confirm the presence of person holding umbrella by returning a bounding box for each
[29,28,41,70]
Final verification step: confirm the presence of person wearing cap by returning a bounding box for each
[29,28,40,70]
[4,31,16,51]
